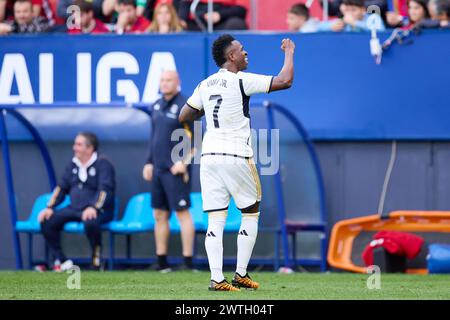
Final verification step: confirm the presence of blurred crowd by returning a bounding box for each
[0,0,448,35]
[0,0,247,34]
[287,0,450,32]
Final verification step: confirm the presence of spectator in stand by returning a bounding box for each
[101,0,116,19]
[1,0,62,25]
[0,0,52,21]
[114,0,150,33]
[67,0,109,33]
[386,0,409,27]
[322,0,389,20]
[103,0,166,23]
[399,0,450,28]
[136,0,148,16]
[428,0,449,27]
[58,0,105,22]
[404,0,431,28]
[178,0,247,31]
[140,0,180,20]
[387,0,431,28]
[32,0,56,26]
[0,0,12,22]
[103,0,147,19]
[317,0,385,32]
[147,2,182,33]
[286,3,319,33]
[0,0,49,34]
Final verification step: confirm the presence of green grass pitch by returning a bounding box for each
[1,271,450,300]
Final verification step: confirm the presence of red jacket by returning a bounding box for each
[362,231,424,266]
[129,16,151,33]
[68,19,109,34]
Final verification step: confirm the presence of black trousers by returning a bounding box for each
[41,206,113,262]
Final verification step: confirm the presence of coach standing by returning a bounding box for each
[143,70,196,272]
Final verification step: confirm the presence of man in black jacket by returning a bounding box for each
[142,70,196,272]
[39,132,116,271]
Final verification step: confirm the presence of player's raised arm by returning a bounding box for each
[179,104,205,123]
[270,38,295,92]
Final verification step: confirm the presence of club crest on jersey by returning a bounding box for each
[72,168,78,175]
[170,104,179,114]
[154,103,160,111]
[89,167,96,176]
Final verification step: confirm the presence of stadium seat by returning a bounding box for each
[107,193,154,270]
[108,193,154,233]
[283,221,328,272]
[16,193,70,233]
[63,197,120,233]
[16,193,119,269]
[15,193,70,269]
[168,193,240,233]
[167,193,243,233]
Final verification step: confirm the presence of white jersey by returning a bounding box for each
[187,68,273,157]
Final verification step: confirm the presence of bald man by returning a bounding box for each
[143,70,196,272]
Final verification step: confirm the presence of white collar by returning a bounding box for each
[73,152,98,169]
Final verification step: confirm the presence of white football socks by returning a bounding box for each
[236,212,259,276]
[205,211,227,282]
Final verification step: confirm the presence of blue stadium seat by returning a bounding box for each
[168,194,242,233]
[107,193,154,270]
[169,193,240,233]
[15,193,70,269]
[16,193,70,233]
[108,193,153,233]
[16,193,119,269]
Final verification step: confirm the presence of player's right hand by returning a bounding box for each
[281,38,295,53]
[143,164,154,182]
[38,208,54,223]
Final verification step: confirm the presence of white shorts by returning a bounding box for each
[200,154,262,212]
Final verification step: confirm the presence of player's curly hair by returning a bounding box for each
[212,34,235,68]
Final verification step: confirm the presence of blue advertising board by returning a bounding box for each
[1,31,450,140]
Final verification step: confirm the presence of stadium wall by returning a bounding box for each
[1,31,450,140]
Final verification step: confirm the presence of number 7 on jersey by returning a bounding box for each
[209,94,223,128]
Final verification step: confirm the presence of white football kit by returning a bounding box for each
[187,68,273,211]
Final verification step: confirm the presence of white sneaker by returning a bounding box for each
[60,259,74,271]
[159,267,172,274]
[277,266,294,274]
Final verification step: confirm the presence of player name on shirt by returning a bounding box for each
[207,78,228,88]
